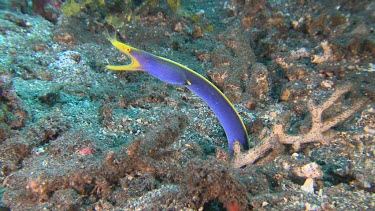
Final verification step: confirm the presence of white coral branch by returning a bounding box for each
[231,84,366,168]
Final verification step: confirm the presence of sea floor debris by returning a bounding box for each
[0,0,374,210]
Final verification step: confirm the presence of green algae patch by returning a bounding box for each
[61,0,81,17]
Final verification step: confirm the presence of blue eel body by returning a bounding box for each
[107,36,249,151]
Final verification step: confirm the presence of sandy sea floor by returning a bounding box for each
[0,0,374,210]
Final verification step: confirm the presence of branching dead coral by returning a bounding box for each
[231,84,367,168]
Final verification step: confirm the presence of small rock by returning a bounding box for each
[301,178,314,194]
[280,86,291,101]
[192,25,203,38]
[173,22,183,32]
[291,162,323,179]
[320,80,334,89]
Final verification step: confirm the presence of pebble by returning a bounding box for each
[301,178,314,194]
[291,162,323,179]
